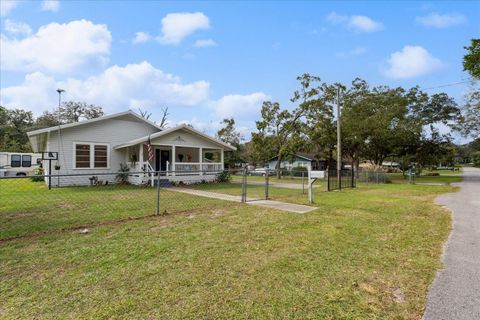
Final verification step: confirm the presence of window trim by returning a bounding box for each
[73,142,110,169]
[11,154,21,167]
[21,155,32,167]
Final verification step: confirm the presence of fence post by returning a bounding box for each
[156,173,161,215]
[302,172,305,194]
[339,169,342,190]
[241,166,247,203]
[264,166,269,200]
[351,166,355,188]
[327,169,330,191]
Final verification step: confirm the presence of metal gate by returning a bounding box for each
[327,168,355,191]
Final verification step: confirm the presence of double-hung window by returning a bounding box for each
[74,143,109,169]
[22,155,32,167]
[11,155,21,167]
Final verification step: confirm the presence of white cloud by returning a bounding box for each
[0,61,210,114]
[1,19,111,75]
[4,19,32,35]
[132,31,151,44]
[383,45,443,79]
[158,12,210,44]
[0,0,19,16]
[41,0,60,12]
[416,12,467,28]
[194,38,217,48]
[326,12,383,32]
[210,92,270,120]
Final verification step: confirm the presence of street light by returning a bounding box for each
[56,89,65,109]
[55,89,65,187]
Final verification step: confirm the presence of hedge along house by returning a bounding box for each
[27,110,236,186]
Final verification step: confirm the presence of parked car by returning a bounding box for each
[0,152,42,177]
[248,168,275,176]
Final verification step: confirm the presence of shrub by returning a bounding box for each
[31,167,44,182]
[116,163,130,184]
[216,170,231,183]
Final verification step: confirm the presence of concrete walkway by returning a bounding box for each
[424,167,480,320]
[169,187,317,213]
[234,180,322,190]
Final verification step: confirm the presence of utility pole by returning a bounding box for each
[336,86,342,189]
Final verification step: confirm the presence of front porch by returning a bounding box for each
[125,144,224,185]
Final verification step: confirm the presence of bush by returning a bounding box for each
[31,167,44,182]
[216,170,231,183]
[116,163,130,184]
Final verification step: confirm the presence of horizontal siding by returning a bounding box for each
[45,118,159,177]
[150,129,223,149]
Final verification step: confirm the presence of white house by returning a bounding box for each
[27,110,235,186]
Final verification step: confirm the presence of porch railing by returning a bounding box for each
[173,163,223,175]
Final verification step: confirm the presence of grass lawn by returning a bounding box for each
[232,174,307,184]
[0,177,456,319]
[387,173,462,185]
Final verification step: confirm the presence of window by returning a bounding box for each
[22,155,31,167]
[74,143,109,169]
[75,144,91,168]
[11,155,21,167]
[94,145,107,168]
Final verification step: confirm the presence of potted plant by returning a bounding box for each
[54,163,61,170]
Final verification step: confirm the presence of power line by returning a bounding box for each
[422,77,476,90]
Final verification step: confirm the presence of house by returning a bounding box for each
[27,110,235,186]
[268,153,327,171]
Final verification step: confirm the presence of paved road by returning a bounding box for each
[424,167,480,320]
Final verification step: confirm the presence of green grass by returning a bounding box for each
[387,173,462,184]
[0,178,456,319]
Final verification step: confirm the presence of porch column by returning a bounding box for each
[139,144,144,171]
[172,145,176,176]
[199,147,203,175]
[221,149,224,170]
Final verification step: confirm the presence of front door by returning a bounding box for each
[160,150,170,171]
[155,149,161,171]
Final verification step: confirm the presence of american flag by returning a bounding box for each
[147,136,154,161]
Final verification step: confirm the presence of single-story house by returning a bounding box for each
[27,110,235,186]
[268,153,327,171]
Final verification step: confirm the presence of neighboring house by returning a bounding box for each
[268,153,327,171]
[27,110,235,186]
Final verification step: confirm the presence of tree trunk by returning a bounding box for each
[276,155,282,179]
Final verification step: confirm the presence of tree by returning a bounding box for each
[216,118,244,167]
[254,101,304,178]
[33,111,62,129]
[293,74,337,168]
[0,106,34,152]
[158,107,169,128]
[463,39,480,80]
[457,87,480,138]
[56,101,104,123]
[138,108,152,120]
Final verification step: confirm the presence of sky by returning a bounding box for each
[0,0,479,142]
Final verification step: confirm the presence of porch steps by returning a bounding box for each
[153,179,172,188]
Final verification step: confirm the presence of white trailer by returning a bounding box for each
[0,152,42,177]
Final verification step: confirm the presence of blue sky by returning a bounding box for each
[1,0,479,141]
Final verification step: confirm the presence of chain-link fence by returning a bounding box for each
[0,169,246,241]
[357,170,388,184]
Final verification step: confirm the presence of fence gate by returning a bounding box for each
[327,168,355,191]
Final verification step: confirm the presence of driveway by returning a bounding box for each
[424,167,480,320]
